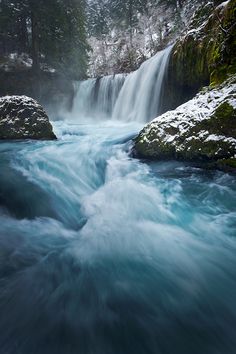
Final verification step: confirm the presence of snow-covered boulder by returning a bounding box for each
[0,96,56,140]
[134,76,236,170]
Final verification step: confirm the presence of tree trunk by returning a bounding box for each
[178,0,183,8]
[19,15,29,53]
[31,9,40,73]
[128,0,133,48]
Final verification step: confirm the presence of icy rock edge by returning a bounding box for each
[0,95,57,140]
[134,75,236,171]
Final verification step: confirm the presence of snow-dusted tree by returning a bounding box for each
[0,0,89,78]
[107,0,147,47]
[87,0,111,38]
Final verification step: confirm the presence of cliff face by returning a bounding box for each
[134,0,236,171]
[163,0,236,111]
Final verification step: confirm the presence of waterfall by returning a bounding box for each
[71,45,173,123]
[112,46,173,123]
[72,74,126,120]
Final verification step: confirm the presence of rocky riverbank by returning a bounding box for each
[134,75,236,171]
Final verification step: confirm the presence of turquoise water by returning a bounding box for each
[0,121,236,354]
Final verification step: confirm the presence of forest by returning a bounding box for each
[0,0,197,78]
[0,0,236,354]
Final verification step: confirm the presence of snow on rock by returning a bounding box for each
[134,76,236,168]
[216,0,230,10]
[0,96,57,140]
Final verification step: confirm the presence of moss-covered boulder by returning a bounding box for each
[134,76,236,171]
[164,0,236,111]
[0,95,57,140]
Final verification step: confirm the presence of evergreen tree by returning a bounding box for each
[107,0,148,46]
[0,0,28,54]
[87,0,110,38]
[0,0,89,79]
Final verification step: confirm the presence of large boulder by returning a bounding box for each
[134,75,236,171]
[0,95,56,140]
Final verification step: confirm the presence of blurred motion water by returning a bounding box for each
[71,46,173,123]
[0,121,236,354]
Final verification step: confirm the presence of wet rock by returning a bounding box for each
[0,95,56,140]
[134,76,236,171]
[163,0,236,111]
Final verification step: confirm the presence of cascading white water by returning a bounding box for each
[71,46,173,123]
[72,74,126,120]
[72,78,96,118]
[112,45,173,123]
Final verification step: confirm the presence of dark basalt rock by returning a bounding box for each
[0,95,57,140]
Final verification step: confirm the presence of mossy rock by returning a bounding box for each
[212,101,236,134]
[179,138,235,161]
[0,95,57,140]
[216,157,236,171]
[183,101,236,138]
[134,135,176,159]
[178,101,236,160]
[166,0,236,110]
[134,76,236,171]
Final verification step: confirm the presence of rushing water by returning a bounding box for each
[0,121,236,354]
[72,74,126,120]
[72,46,172,123]
[112,45,173,122]
[1,47,236,353]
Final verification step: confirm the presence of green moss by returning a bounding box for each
[134,131,176,159]
[210,101,236,137]
[183,101,236,141]
[216,157,236,170]
[210,66,227,86]
[169,0,236,91]
[209,0,236,85]
[175,100,236,161]
[214,101,235,119]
